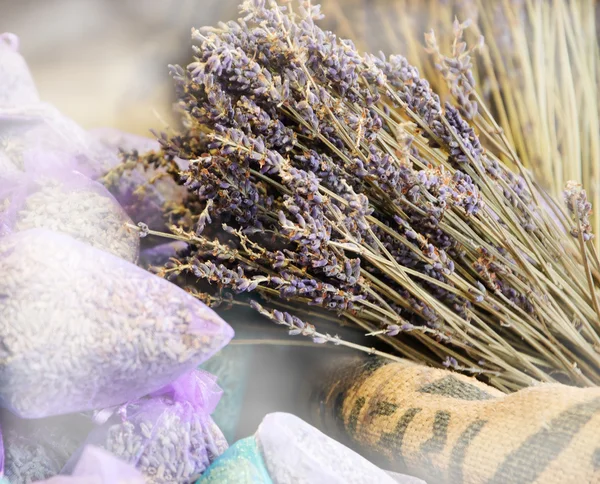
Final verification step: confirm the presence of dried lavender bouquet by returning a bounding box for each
[323,0,600,241]
[129,0,600,392]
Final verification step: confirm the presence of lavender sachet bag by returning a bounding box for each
[81,370,228,483]
[0,32,39,180]
[0,33,119,182]
[0,165,139,262]
[0,228,234,418]
[0,102,118,182]
[0,33,39,108]
[2,413,93,483]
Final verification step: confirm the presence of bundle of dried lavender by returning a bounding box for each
[322,0,600,243]
[128,0,600,391]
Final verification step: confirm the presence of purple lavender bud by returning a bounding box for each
[443,356,459,369]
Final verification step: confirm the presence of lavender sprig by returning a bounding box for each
[564,181,594,242]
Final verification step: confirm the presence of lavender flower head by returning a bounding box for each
[564,181,594,241]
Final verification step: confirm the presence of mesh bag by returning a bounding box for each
[81,370,228,483]
[2,413,92,483]
[0,228,234,418]
[0,166,139,263]
[0,103,117,182]
[0,32,120,182]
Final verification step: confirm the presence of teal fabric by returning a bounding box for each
[196,437,272,484]
[200,345,252,443]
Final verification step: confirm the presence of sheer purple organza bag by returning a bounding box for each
[0,162,139,262]
[0,102,118,182]
[78,370,228,483]
[35,446,145,484]
[0,228,234,418]
[0,32,119,182]
[0,32,40,180]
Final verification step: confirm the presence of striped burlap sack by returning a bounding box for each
[315,358,600,484]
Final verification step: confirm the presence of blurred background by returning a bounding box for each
[0,0,243,135]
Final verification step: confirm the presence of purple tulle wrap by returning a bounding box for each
[77,370,228,483]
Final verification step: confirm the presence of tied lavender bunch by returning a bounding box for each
[129,0,600,392]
